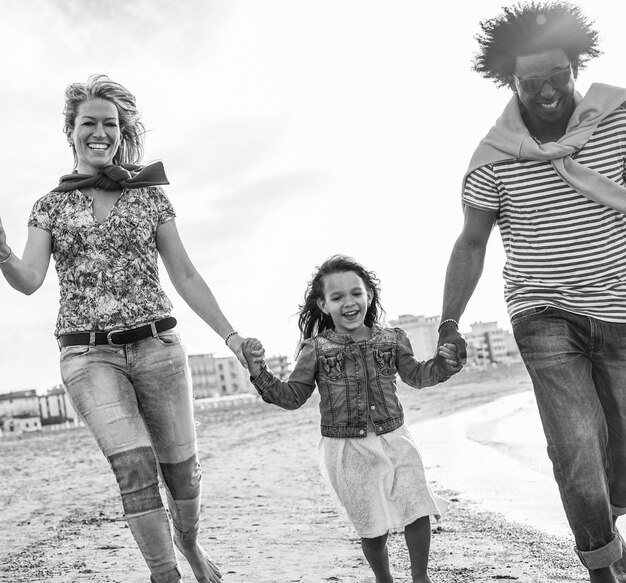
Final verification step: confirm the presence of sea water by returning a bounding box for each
[410,391,571,537]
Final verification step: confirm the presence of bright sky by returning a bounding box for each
[0,0,624,393]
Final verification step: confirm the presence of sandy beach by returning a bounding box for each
[0,362,592,583]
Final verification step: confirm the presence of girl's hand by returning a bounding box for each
[241,337,266,377]
[437,343,463,373]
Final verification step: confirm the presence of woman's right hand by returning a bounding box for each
[0,224,52,294]
[0,217,11,258]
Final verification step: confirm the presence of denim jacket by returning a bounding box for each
[251,324,445,438]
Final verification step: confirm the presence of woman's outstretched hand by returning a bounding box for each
[226,333,248,369]
[241,337,266,378]
[0,217,11,259]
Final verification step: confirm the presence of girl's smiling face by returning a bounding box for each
[71,98,121,174]
[317,270,373,339]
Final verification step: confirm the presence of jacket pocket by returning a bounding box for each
[373,347,396,376]
[319,351,346,381]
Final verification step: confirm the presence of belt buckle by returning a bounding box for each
[106,329,125,346]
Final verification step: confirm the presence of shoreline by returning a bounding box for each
[411,391,570,538]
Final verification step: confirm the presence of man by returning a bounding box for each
[436,3,626,582]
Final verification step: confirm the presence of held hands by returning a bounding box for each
[433,320,467,381]
[436,343,463,377]
[437,321,467,365]
[432,346,463,382]
[241,337,266,378]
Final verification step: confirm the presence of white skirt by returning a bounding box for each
[318,424,446,538]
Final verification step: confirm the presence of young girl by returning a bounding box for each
[241,255,461,583]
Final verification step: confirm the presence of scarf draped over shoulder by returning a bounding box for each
[464,83,626,213]
[51,161,169,193]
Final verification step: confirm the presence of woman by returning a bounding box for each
[0,74,247,583]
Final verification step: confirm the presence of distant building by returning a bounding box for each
[215,356,254,395]
[1,414,41,435]
[188,354,219,399]
[188,353,256,398]
[465,321,518,365]
[265,355,291,382]
[0,389,39,418]
[39,385,76,425]
[503,330,520,358]
[0,387,80,436]
[388,314,439,360]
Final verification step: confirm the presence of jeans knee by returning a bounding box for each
[109,446,163,515]
[550,432,608,481]
[160,454,201,500]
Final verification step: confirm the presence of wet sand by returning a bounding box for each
[411,391,570,538]
[0,362,590,582]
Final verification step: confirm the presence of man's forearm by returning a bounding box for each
[441,237,487,322]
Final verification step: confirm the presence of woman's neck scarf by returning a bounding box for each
[464,83,626,213]
[51,161,169,193]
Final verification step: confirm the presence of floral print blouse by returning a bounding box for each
[28,186,176,336]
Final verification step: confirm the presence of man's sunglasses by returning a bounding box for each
[513,66,572,94]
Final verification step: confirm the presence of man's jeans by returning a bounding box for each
[512,306,626,569]
[60,329,200,583]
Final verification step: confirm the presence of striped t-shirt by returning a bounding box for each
[463,107,626,322]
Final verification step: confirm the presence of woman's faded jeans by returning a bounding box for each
[512,306,626,569]
[60,329,200,583]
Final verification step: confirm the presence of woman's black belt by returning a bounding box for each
[57,317,177,348]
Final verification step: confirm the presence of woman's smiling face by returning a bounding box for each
[71,98,121,174]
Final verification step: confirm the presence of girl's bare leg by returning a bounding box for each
[404,516,432,583]
[361,532,394,583]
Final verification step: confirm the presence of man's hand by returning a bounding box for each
[438,321,467,365]
[432,321,466,381]
[433,344,463,381]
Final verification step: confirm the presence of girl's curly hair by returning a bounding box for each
[473,1,601,87]
[297,255,385,351]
